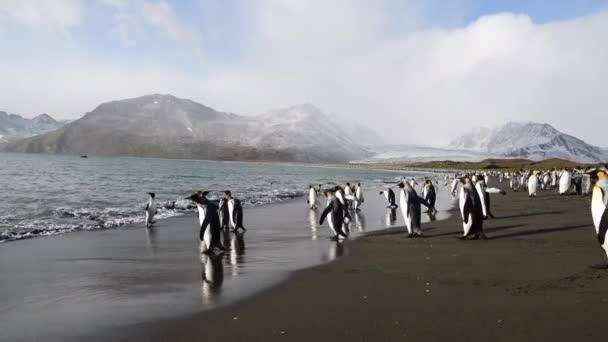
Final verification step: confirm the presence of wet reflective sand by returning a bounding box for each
[0,186,452,341]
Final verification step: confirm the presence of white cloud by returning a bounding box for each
[1,2,607,147]
[0,0,84,31]
[100,0,200,47]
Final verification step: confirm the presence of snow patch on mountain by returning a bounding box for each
[448,121,607,163]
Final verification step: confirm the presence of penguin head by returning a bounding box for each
[185,191,207,203]
[346,182,351,186]
[224,190,232,198]
[147,192,155,199]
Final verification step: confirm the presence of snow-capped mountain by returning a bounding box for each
[449,122,607,163]
[357,144,495,163]
[0,112,65,142]
[4,95,374,162]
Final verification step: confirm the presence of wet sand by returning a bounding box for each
[118,186,608,342]
[0,183,451,342]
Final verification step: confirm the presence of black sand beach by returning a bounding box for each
[0,184,451,342]
[115,186,608,342]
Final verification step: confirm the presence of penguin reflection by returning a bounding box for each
[325,240,345,262]
[354,211,366,232]
[145,226,159,256]
[384,207,398,227]
[309,209,319,240]
[200,252,224,305]
[229,232,246,276]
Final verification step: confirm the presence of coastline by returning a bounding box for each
[112,185,608,342]
[0,184,453,342]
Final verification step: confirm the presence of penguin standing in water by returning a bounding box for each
[319,190,349,240]
[218,197,230,230]
[224,191,246,232]
[590,171,608,268]
[354,182,365,211]
[307,185,318,210]
[379,188,398,208]
[459,177,486,240]
[398,180,435,237]
[186,192,226,254]
[145,192,156,228]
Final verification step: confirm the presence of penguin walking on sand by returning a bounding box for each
[398,180,435,238]
[186,192,226,254]
[307,185,318,210]
[459,177,486,240]
[379,188,398,208]
[450,177,461,196]
[582,174,592,196]
[319,190,349,240]
[423,180,437,211]
[224,191,246,232]
[559,168,572,195]
[145,192,156,228]
[590,171,608,268]
[528,172,539,197]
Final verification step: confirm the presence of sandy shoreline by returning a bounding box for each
[0,182,452,342]
[114,184,608,342]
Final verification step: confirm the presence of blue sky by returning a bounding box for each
[1,0,607,145]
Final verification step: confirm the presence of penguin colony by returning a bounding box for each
[143,165,608,267]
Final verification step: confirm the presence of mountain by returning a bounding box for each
[356,144,494,163]
[3,95,373,162]
[0,112,64,142]
[449,122,607,163]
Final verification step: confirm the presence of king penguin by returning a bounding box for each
[559,168,572,195]
[590,171,608,268]
[354,182,365,211]
[459,177,486,240]
[379,188,398,208]
[186,192,226,254]
[398,180,434,237]
[224,191,246,232]
[319,190,349,240]
[145,192,156,228]
[528,171,539,197]
[307,185,318,209]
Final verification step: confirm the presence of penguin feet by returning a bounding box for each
[407,233,415,238]
[589,264,608,270]
[458,236,469,240]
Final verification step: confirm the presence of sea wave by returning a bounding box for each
[0,190,305,243]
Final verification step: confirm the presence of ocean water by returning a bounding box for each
[0,153,436,242]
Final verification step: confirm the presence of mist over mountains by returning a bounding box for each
[3,95,372,162]
[0,112,65,143]
[2,95,605,164]
[363,122,607,164]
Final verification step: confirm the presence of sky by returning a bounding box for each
[1,0,607,146]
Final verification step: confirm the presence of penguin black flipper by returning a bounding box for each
[462,196,471,225]
[145,203,150,211]
[319,205,332,225]
[598,208,608,245]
